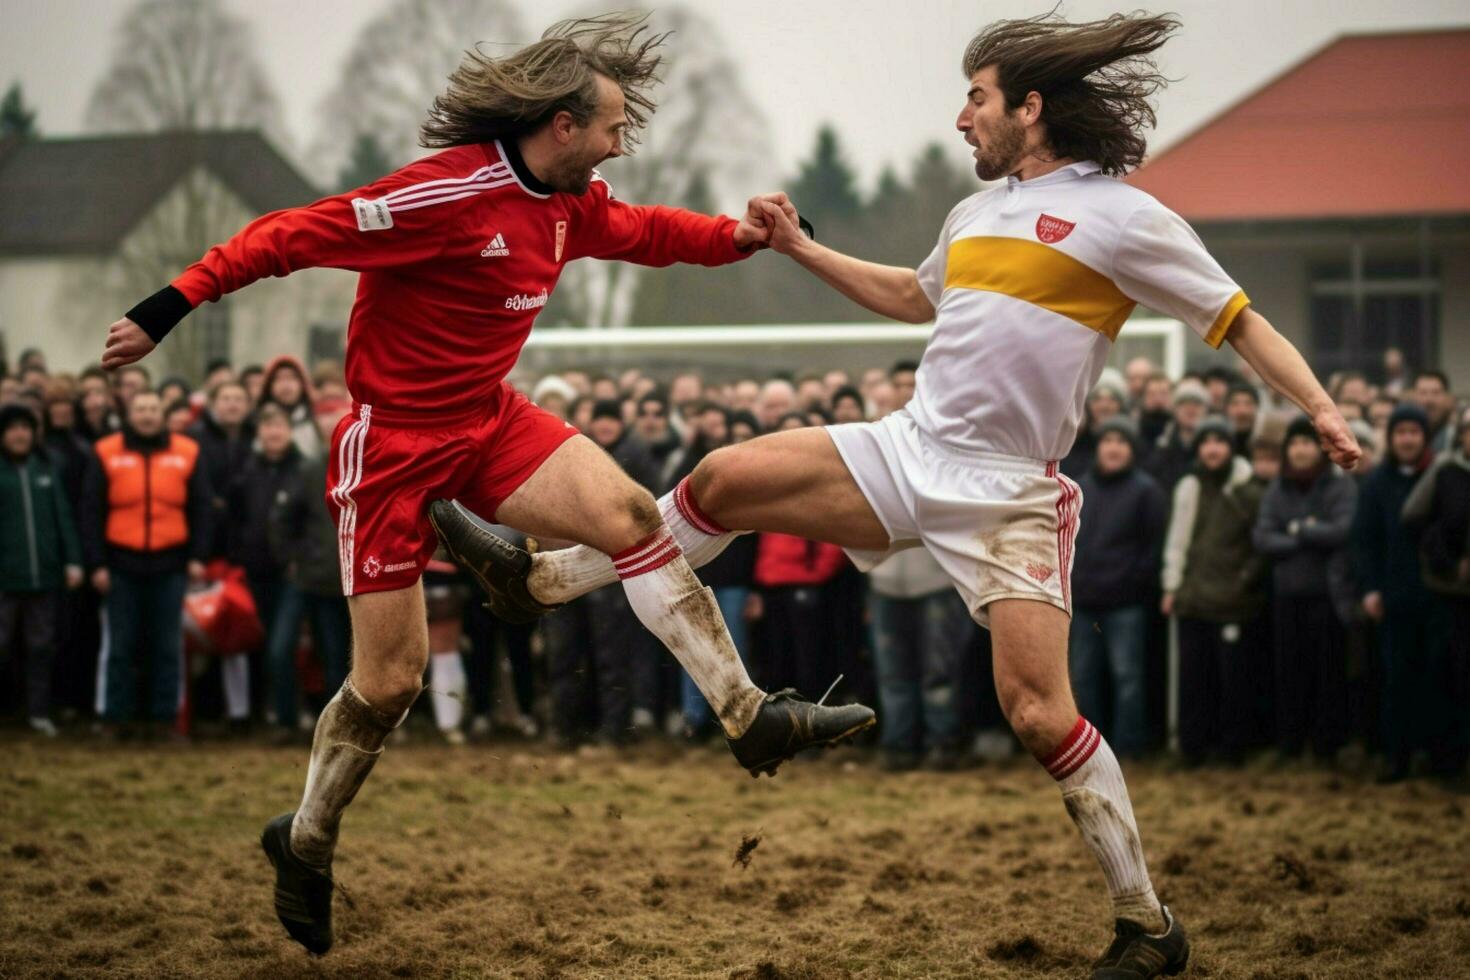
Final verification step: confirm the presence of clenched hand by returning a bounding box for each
[101,317,155,371]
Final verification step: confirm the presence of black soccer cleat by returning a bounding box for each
[428,499,559,624]
[726,688,876,778]
[1091,906,1189,979]
[260,812,334,956]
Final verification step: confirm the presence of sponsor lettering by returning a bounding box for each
[505,289,549,312]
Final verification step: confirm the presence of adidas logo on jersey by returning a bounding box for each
[480,233,510,257]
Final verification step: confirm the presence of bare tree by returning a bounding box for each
[547,4,774,328]
[85,0,284,141]
[81,0,297,378]
[311,0,524,186]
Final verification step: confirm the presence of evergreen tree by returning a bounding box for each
[0,82,38,139]
[787,125,862,227]
[337,132,394,192]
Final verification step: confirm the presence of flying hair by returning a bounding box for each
[962,10,1180,174]
[420,12,668,151]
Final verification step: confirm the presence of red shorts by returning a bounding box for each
[325,383,579,596]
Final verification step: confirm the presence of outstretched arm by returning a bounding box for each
[102,152,471,370]
[758,201,935,324]
[1226,308,1360,469]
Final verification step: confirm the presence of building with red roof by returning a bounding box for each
[1126,28,1470,386]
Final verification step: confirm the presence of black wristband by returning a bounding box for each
[125,285,193,344]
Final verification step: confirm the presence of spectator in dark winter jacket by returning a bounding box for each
[543,400,661,744]
[0,404,83,736]
[1163,418,1270,764]
[1254,416,1358,761]
[1402,403,1470,780]
[83,390,210,733]
[1069,417,1166,756]
[1060,373,1127,479]
[753,530,848,698]
[1224,383,1260,457]
[868,547,971,770]
[1134,372,1174,449]
[1354,403,1443,782]
[1144,379,1209,492]
[42,382,103,717]
[187,380,255,562]
[232,403,306,733]
[267,399,352,731]
[633,393,685,492]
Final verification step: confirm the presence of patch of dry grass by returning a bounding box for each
[3,735,1469,978]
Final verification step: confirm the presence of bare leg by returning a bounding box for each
[692,428,890,549]
[523,427,890,606]
[990,598,1166,933]
[290,584,426,867]
[495,436,764,736]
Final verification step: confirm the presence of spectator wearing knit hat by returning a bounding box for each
[1254,416,1358,762]
[1224,383,1260,457]
[1068,416,1166,756]
[1060,370,1127,479]
[1354,403,1443,782]
[1143,378,1210,492]
[1162,418,1267,764]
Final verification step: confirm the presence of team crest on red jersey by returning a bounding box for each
[554,221,567,262]
[1035,213,1075,244]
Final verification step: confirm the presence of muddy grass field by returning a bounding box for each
[3,735,1468,979]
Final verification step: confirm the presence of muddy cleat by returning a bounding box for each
[1092,906,1189,979]
[261,812,334,956]
[726,688,876,778]
[428,499,559,624]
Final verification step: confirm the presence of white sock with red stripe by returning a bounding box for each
[613,526,763,738]
[1041,716,1166,934]
[527,476,740,605]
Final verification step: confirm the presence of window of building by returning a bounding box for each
[1310,253,1439,377]
[195,298,232,369]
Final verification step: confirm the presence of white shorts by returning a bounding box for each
[826,410,1082,626]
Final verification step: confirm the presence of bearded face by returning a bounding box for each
[971,109,1028,181]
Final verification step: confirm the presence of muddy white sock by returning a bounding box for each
[614,527,763,738]
[290,677,406,869]
[1041,716,1166,933]
[429,652,466,733]
[528,476,741,605]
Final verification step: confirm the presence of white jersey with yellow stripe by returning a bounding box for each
[909,160,1249,462]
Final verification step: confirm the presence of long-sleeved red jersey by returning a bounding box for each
[168,140,751,423]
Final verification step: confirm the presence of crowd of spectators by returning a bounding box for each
[1,344,1466,785]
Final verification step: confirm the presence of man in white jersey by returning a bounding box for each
[432,12,1359,978]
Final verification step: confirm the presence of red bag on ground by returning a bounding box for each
[183,564,264,657]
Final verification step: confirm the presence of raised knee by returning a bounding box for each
[690,448,737,516]
[623,487,661,535]
[367,671,422,720]
[352,647,425,720]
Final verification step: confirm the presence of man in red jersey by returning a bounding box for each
[101,15,873,957]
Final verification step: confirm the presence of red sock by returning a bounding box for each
[1038,716,1101,781]
[673,477,728,536]
[612,529,683,580]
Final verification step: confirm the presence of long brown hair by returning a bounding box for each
[963,10,1179,175]
[420,13,668,151]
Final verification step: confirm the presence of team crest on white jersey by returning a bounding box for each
[480,233,510,257]
[1035,214,1075,244]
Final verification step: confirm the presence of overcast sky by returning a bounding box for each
[6,0,1467,193]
